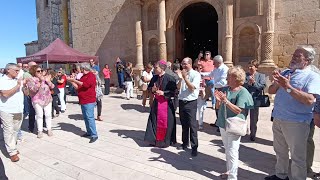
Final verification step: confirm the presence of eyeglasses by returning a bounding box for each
[23,66,28,68]
[205,54,210,56]
[36,70,43,73]
[12,69,20,72]
[57,72,62,73]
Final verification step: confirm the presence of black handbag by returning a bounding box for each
[254,90,270,107]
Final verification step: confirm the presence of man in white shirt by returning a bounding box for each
[0,63,24,162]
[203,55,229,127]
[176,57,201,157]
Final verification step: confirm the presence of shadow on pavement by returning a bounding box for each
[241,136,273,146]
[109,129,149,147]
[67,100,80,104]
[57,122,86,136]
[121,104,150,113]
[211,139,275,177]
[150,148,266,179]
[68,114,83,121]
[109,95,125,99]
[0,157,8,180]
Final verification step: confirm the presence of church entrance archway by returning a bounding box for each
[175,2,218,60]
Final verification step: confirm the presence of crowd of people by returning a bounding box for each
[141,46,320,180]
[1,45,320,180]
[0,59,103,163]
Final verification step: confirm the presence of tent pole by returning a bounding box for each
[46,59,49,69]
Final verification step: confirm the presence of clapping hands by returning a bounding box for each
[214,90,227,103]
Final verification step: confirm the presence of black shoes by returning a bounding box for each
[191,149,198,157]
[264,175,289,180]
[250,136,256,141]
[81,133,90,137]
[89,137,98,143]
[209,123,218,127]
[177,145,187,150]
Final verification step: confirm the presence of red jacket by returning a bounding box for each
[77,72,96,105]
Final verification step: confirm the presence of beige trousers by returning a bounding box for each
[0,111,23,156]
[272,118,310,180]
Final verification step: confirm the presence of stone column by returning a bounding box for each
[223,0,234,66]
[61,0,70,45]
[158,0,167,60]
[135,0,144,69]
[260,0,276,68]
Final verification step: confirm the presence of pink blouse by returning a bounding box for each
[27,77,54,106]
[102,68,111,79]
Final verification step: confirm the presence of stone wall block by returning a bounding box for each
[273,56,279,65]
[279,34,294,46]
[316,21,320,32]
[294,33,308,44]
[276,18,292,31]
[308,32,320,44]
[301,0,319,10]
[278,55,291,67]
[294,10,320,23]
[289,21,315,33]
[273,45,283,56]
[283,46,296,56]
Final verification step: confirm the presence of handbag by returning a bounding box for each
[224,97,247,136]
[96,85,104,100]
[254,90,270,107]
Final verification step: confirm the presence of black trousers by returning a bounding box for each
[96,99,102,116]
[27,96,36,132]
[179,99,198,150]
[104,78,110,95]
[52,95,60,116]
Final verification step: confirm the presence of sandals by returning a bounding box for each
[314,173,320,180]
[220,172,229,179]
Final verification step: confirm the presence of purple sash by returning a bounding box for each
[155,95,168,141]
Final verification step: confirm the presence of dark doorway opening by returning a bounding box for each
[176,3,218,60]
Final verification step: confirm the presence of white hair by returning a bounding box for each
[213,55,223,63]
[297,45,316,63]
[80,63,92,71]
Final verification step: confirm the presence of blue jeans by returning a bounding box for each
[117,72,124,88]
[23,95,29,116]
[81,103,98,138]
[206,79,216,105]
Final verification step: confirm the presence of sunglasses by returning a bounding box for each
[58,72,62,73]
[36,70,43,73]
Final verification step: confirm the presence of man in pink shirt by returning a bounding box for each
[198,51,216,109]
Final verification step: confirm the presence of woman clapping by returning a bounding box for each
[27,65,54,138]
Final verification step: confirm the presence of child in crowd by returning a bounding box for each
[194,63,207,130]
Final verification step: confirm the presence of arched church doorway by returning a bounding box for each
[176,2,218,60]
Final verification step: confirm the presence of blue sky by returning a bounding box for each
[0,1,37,68]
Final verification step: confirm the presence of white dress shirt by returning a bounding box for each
[208,63,229,88]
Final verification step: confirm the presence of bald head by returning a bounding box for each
[181,57,193,71]
[28,61,36,67]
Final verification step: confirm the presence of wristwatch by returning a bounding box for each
[286,88,292,93]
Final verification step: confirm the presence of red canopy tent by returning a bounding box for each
[16,38,98,65]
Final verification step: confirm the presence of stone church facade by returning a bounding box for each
[27,0,320,81]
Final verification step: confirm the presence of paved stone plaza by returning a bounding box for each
[0,93,319,180]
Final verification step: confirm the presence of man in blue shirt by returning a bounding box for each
[89,59,100,73]
[265,46,320,180]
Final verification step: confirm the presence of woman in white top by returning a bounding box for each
[142,63,153,107]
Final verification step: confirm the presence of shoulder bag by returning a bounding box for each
[254,90,270,107]
[224,92,247,136]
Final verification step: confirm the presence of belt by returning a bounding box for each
[179,99,197,103]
